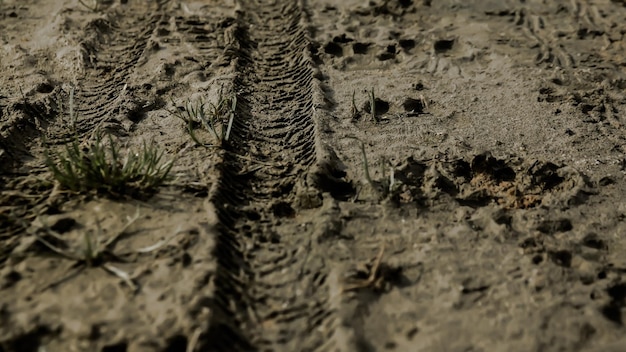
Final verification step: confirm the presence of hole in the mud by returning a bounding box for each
[50,217,76,233]
[399,0,413,7]
[450,160,472,179]
[493,212,512,226]
[531,162,564,191]
[598,271,607,280]
[4,327,51,352]
[471,154,516,182]
[181,252,192,267]
[127,109,145,123]
[582,233,606,250]
[406,327,419,340]
[581,104,595,114]
[364,98,390,116]
[601,303,622,325]
[353,42,370,54]
[539,87,553,95]
[312,169,355,201]
[396,157,427,180]
[399,39,416,50]
[333,34,353,43]
[196,324,253,351]
[157,28,170,36]
[377,51,396,61]
[165,335,188,352]
[519,237,539,250]
[35,82,54,94]
[434,39,454,53]
[598,176,615,186]
[245,211,261,221]
[324,42,343,57]
[537,219,573,234]
[402,97,425,114]
[532,254,543,265]
[376,45,397,61]
[436,174,459,196]
[164,63,177,76]
[413,82,426,91]
[271,202,295,218]
[548,250,572,268]
[457,191,491,207]
[258,233,279,244]
[607,283,626,301]
[102,342,128,352]
[3,270,22,288]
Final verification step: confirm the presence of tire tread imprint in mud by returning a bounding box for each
[204,1,340,351]
[68,1,168,138]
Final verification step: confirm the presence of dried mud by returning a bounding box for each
[2,0,626,351]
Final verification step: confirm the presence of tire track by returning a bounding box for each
[69,1,167,138]
[204,1,347,350]
[498,0,626,157]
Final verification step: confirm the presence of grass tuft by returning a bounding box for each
[168,87,236,148]
[45,133,173,197]
[44,87,173,198]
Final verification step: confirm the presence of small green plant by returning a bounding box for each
[45,87,173,197]
[369,88,378,123]
[350,90,361,120]
[45,134,173,197]
[346,137,399,200]
[169,88,236,148]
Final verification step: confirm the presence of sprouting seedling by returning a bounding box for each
[30,209,184,292]
[348,136,374,187]
[380,156,397,195]
[346,137,399,200]
[369,88,378,123]
[168,87,237,148]
[350,90,361,120]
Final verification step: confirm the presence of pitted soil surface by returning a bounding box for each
[2,1,626,351]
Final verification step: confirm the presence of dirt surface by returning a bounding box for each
[2,0,626,351]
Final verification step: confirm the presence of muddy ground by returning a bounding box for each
[1,0,626,351]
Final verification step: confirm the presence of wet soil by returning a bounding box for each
[2,0,626,351]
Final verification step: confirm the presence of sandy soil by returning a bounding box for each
[1,0,626,351]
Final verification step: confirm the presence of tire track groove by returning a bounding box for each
[205,0,347,350]
[70,3,166,137]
